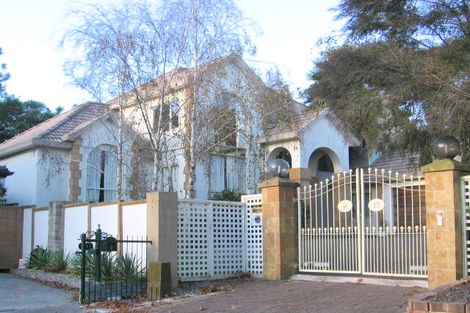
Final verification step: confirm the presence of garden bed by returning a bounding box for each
[10,268,80,289]
[408,280,470,313]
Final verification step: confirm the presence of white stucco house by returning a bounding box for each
[1,54,399,207]
[0,103,150,206]
[0,55,269,205]
[259,107,370,183]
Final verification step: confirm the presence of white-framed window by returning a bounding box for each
[153,98,179,133]
[86,145,117,202]
[210,155,245,193]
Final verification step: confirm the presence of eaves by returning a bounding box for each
[257,131,298,145]
[0,139,73,159]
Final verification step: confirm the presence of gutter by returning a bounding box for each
[258,131,298,145]
[0,139,72,159]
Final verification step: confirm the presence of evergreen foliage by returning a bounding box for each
[306,0,470,163]
[0,97,63,143]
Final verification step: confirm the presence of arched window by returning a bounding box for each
[86,145,117,202]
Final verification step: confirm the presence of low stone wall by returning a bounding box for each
[408,300,470,313]
[10,268,80,289]
[407,280,470,313]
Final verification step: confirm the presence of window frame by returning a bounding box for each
[85,145,118,202]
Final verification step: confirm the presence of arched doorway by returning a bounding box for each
[267,147,292,168]
[308,148,342,182]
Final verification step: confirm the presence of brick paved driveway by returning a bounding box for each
[148,279,419,313]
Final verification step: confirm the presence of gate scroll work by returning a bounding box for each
[298,168,427,278]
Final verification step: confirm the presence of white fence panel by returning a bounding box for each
[462,176,470,276]
[177,200,211,280]
[33,210,48,248]
[242,194,263,277]
[177,196,263,281]
[22,208,33,258]
[64,205,88,255]
[90,204,118,237]
[122,202,147,238]
[212,201,246,278]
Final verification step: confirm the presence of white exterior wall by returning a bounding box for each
[36,149,70,206]
[2,150,39,205]
[33,210,48,248]
[300,117,351,174]
[2,148,71,207]
[194,163,209,199]
[172,153,185,198]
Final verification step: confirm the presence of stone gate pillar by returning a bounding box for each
[258,177,299,280]
[422,159,470,289]
[289,167,313,187]
[48,201,67,252]
[146,192,178,299]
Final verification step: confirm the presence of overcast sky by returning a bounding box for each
[0,0,342,110]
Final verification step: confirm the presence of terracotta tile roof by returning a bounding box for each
[41,103,109,142]
[370,150,422,177]
[265,104,323,137]
[0,102,108,154]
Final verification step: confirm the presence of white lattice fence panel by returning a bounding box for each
[177,200,210,280]
[242,194,263,277]
[463,177,470,276]
[212,202,246,278]
[177,197,264,281]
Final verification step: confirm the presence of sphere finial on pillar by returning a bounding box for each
[267,159,290,178]
[432,135,460,160]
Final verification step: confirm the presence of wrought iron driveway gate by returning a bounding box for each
[298,168,427,278]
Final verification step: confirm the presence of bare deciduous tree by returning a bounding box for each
[61,0,258,198]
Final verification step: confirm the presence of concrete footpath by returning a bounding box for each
[0,272,83,313]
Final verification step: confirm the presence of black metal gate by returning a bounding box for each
[79,226,152,304]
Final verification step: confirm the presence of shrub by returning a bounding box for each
[27,246,51,270]
[46,250,70,273]
[209,190,243,201]
[67,253,82,276]
[115,254,144,280]
[100,253,116,281]
[68,251,96,277]
[67,251,145,281]
[69,251,118,281]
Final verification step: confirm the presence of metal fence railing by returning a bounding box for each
[79,226,151,304]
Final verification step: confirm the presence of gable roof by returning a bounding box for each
[259,106,342,144]
[370,150,422,177]
[107,53,263,108]
[0,102,109,158]
[265,103,319,136]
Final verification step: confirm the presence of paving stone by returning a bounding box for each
[149,279,416,313]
